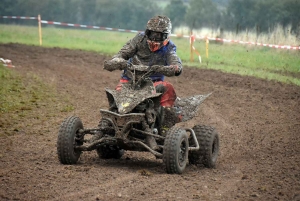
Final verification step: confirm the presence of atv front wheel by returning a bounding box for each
[163,127,189,174]
[189,125,219,168]
[97,145,124,159]
[57,116,83,164]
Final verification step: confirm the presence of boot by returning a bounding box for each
[146,135,158,150]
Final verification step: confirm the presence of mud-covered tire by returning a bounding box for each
[163,127,189,174]
[57,116,83,164]
[97,145,124,159]
[189,125,219,168]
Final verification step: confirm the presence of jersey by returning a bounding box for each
[112,32,182,81]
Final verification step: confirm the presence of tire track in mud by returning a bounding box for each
[198,103,247,160]
[46,156,166,201]
[46,172,137,201]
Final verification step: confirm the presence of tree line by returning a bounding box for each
[1,0,299,35]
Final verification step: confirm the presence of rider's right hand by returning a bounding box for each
[112,58,128,70]
[103,58,128,71]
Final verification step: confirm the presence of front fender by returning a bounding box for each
[105,88,162,114]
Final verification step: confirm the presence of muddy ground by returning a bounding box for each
[0,43,299,201]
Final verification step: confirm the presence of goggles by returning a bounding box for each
[146,30,168,42]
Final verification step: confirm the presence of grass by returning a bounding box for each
[0,64,74,136]
[0,65,45,113]
[0,24,299,86]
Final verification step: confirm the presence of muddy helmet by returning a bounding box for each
[145,15,172,52]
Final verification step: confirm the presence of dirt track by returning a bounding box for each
[0,43,299,201]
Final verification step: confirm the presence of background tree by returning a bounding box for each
[280,0,300,35]
[0,0,299,36]
[78,0,161,30]
[226,0,256,31]
[226,0,300,34]
[185,0,220,31]
[164,0,187,29]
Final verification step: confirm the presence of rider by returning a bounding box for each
[103,15,183,149]
[103,15,183,108]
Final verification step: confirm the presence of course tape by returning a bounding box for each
[1,16,299,50]
[38,20,300,50]
[0,58,15,68]
[192,35,300,50]
[206,36,300,50]
[1,16,37,20]
[40,20,141,34]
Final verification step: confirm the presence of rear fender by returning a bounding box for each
[176,93,212,122]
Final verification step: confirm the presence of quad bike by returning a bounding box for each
[57,64,220,174]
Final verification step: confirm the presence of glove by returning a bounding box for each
[104,58,128,71]
[150,65,181,77]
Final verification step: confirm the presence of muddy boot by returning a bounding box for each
[174,106,183,123]
[146,135,158,150]
[155,84,166,93]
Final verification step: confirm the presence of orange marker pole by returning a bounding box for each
[190,32,194,62]
[38,14,42,46]
[206,37,209,58]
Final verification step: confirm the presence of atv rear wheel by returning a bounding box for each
[97,145,124,159]
[163,127,189,174]
[189,125,219,168]
[57,116,83,164]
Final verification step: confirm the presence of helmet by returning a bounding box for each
[145,15,172,52]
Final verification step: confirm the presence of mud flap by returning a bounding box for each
[175,93,212,122]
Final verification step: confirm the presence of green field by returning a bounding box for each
[1,24,299,85]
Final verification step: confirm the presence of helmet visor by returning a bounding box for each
[146,30,168,42]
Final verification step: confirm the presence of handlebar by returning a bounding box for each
[104,58,176,77]
[126,64,151,72]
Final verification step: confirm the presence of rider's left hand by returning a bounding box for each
[150,65,180,76]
